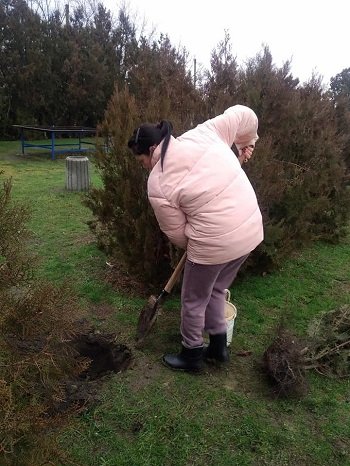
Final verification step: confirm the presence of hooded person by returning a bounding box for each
[128,104,263,372]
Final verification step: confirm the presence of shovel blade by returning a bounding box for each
[135,295,159,346]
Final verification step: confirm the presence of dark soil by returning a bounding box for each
[72,331,132,380]
[262,330,308,398]
[105,261,148,295]
[52,330,133,414]
[91,303,115,320]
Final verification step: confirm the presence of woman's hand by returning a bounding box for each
[238,145,254,166]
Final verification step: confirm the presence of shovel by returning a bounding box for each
[135,252,187,347]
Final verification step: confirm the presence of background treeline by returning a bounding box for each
[1,0,134,136]
[2,0,350,285]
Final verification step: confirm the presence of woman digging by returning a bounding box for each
[128,105,264,372]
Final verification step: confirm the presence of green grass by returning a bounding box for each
[1,141,350,466]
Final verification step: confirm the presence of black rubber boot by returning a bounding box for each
[203,333,229,363]
[163,345,204,372]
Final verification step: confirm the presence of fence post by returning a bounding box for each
[65,156,90,191]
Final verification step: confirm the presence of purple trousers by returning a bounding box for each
[180,254,249,348]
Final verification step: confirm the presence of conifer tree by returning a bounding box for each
[330,68,350,173]
[205,42,350,268]
[85,34,204,285]
[84,84,172,286]
[204,30,240,115]
[240,51,350,265]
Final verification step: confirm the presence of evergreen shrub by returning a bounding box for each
[0,173,87,463]
[85,45,350,283]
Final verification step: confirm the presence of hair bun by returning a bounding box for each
[157,120,173,136]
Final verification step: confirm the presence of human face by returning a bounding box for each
[135,153,152,170]
[134,145,157,170]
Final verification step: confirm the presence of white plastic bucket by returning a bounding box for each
[224,289,237,346]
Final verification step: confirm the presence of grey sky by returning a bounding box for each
[103,0,349,86]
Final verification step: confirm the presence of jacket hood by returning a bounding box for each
[226,105,259,149]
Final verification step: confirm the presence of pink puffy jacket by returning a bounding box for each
[147,105,264,265]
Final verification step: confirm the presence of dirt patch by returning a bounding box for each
[91,303,116,320]
[72,331,132,380]
[105,261,148,295]
[51,330,132,414]
[124,353,164,392]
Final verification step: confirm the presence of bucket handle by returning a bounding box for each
[225,288,231,302]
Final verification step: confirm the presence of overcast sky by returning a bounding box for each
[102,0,349,87]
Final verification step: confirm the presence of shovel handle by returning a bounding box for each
[164,252,187,293]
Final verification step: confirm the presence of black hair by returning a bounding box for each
[231,143,239,157]
[127,120,173,170]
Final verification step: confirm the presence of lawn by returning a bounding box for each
[1,141,349,466]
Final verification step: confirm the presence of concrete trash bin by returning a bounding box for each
[66,156,90,191]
